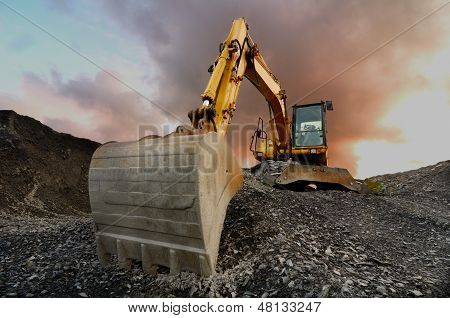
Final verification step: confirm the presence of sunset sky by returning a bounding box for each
[0,0,449,178]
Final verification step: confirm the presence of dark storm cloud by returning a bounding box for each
[102,0,447,172]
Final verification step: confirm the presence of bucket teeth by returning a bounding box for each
[169,249,180,275]
[140,244,158,274]
[198,254,213,276]
[96,236,111,266]
[116,239,132,270]
[89,132,243,276]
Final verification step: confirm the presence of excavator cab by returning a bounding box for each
[276,101,367,192]
[291,101,333,166]
[250,100,367,192]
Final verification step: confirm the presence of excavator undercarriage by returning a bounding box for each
[252,160,367,193]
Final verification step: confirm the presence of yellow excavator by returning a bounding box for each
[88,18,365,277]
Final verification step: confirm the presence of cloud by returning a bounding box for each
[1,70,177,142]
[2,0,448,177]
[101,0,449,175]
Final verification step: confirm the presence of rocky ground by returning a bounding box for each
[0,110,448,298]
[1,162,448,298]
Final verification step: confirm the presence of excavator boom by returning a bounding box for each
[189,18,289,154]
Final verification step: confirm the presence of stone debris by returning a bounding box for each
[1,161,449,297]
[0,111,448,298]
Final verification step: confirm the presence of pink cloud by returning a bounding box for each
[1,70,179,142]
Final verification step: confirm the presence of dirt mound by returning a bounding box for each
[0,110,99,217]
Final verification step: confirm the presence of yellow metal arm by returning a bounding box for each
[188,17,289,153]
[244,36,289,151]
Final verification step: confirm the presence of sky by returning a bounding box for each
[0,0,449,178]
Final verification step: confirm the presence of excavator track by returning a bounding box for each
[89,132,243,276]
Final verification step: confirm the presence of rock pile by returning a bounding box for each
[1,162,448,297]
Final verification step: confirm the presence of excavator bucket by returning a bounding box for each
[275,162,368,193]
[88,132,243,276]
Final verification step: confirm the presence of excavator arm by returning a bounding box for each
[188,18,289,154]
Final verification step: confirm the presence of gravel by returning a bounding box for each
[1,161,449,298]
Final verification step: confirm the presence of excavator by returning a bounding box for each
[88,18,366,277]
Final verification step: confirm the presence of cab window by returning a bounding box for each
[293,105,324,147]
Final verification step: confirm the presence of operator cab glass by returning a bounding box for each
[293,105,324,147]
